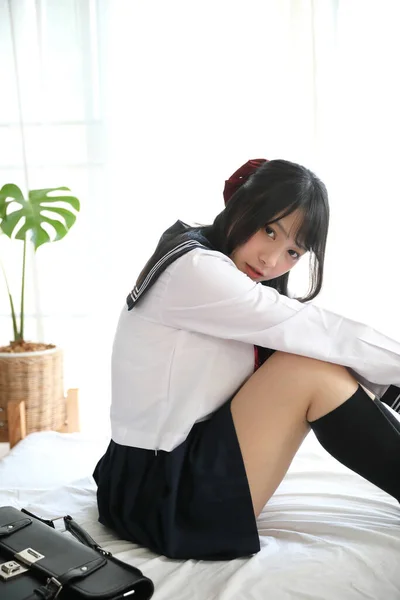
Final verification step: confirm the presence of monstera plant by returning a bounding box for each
[0,183,80,352]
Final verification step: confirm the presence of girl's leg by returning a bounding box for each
[231,351,400,517]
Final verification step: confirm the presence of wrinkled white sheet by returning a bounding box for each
[1,428,399,599]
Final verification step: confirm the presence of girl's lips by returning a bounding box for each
[245,264,263,279]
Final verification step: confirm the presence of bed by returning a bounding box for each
[1,425,399,599]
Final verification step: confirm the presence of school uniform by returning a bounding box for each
[93,221,400,560]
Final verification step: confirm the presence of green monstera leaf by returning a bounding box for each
[0,184,80,250]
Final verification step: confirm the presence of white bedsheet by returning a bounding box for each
[1,429,399,599]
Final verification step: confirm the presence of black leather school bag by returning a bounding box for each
[0,506,154,599]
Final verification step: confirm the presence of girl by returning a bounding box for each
[94,158,400,560]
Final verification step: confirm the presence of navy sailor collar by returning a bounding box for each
[127,220,212,310]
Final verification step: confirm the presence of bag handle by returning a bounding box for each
[22,508,112,557]
[63,515,111,557]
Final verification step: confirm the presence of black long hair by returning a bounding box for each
[136,159,329,303]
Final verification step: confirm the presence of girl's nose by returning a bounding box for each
[261,250,279,269]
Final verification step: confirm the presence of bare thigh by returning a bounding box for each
[230,351,359,517]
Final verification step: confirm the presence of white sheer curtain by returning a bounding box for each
[1,0,399,433]
[0,0,112,432]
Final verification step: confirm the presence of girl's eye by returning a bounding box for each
[288,249,300,260]
[265,226,275,239]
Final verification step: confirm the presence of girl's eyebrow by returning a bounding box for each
[275,221,306,252]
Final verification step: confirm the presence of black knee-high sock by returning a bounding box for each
[309,385,400,501]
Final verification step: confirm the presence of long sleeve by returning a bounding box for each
[160,248,400,396]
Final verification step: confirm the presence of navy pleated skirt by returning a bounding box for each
[93,400,260,560]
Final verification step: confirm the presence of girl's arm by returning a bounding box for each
[158,248,400,397]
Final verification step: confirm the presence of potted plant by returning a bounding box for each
[0,184,80,444]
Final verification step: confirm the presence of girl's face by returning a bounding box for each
[230,209,307,282]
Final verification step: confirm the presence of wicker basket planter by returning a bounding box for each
[0,347,66,443]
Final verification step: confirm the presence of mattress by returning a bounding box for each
[1,427,399,599]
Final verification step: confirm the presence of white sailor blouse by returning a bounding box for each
[110,222,400,452]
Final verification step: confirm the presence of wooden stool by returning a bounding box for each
[7,388,80,449]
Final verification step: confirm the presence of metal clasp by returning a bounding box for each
[0,560,28,580]
[15,547,45,565]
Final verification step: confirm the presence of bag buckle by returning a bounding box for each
[0,560,28,580]
[45,576,63,599]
